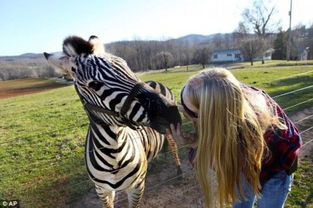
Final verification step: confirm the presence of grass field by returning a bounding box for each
[0,61,312,207]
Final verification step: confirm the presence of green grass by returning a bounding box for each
[234,59,313,68]
[287,155,313,208]
[0,86,90,207]
[0,62,313,207]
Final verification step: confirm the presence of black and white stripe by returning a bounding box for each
[82,80,175,208]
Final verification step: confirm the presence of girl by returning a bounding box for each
[167,68,301,208]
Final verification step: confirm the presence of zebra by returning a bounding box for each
[44,35,181,208]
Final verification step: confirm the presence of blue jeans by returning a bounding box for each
[232,171,294,208]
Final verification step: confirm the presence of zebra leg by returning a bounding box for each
[95,184,116,208]
[126,178,146,208]
[165,134,182,175]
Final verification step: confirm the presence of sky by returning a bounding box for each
[0,0,312,56]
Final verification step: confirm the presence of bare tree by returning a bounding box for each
[241,0,279,63]
[154,51,174,72]
[239,36,263,66]
[193,47,211,69]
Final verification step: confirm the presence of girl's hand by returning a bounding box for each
[166,123,197,147]
[178,105,197,122]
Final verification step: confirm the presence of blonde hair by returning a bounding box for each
[185,68,268,207]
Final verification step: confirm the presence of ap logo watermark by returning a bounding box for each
[0,200,19,208]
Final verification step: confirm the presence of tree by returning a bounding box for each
[241,0,279,64]
[242,1,276,36]
[239,37,263,66]
[193,47,211,69]
[306,24,313,60]
[154,51,173,72]
[272,29,287,60]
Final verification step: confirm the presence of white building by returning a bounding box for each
[211,49,243,63]
[254,48,274,61]
[263,48,274,60]
[299,47,310,60]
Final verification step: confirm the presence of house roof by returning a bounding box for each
[213,49,241,54]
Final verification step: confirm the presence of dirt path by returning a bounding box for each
[0,79,69,99]
[70,107,313,208]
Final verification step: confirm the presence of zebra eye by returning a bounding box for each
[71,67,76,72]
[88,81,103,91]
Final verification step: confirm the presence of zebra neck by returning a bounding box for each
[86,106,125,127]
[89,122,128,148]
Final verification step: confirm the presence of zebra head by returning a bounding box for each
[44,36,181,134]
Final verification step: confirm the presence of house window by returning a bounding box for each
[235,54,241,58]
[227,53,232,56]
[214,54,218,59]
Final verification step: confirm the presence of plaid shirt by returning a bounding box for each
[188,84,302,186]
[248,86,302,185]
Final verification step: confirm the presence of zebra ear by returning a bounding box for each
[63,36,94,57]
[88,35,106,56]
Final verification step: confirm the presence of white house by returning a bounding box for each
[263,48,275,60]
[254,48,274,61]
[211,49,243,62]
[299,47,310,60]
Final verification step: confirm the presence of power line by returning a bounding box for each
[286,0,293,61]
[284,98,313,111]
[300,126,313,136]
[272,85,313,99]
[295,114,313,124]
[302,138,313,149]
[271,69,313,82]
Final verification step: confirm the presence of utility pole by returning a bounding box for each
[287,0,293,61]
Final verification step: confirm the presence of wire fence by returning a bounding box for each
[1,70,313,207]
[114,169,195,205]
[63,123,313,205]
[272,85,313,99]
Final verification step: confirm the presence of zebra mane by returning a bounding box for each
[63,36,94,57]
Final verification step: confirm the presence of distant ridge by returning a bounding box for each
[0,53,44,61]
[177,34,216,42]
[175,33,232,45]
[19,53,43,58]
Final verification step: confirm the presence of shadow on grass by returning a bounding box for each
[265,74,313,96]
[262,74,313,114]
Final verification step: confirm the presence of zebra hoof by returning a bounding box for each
[176,167,183,176]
